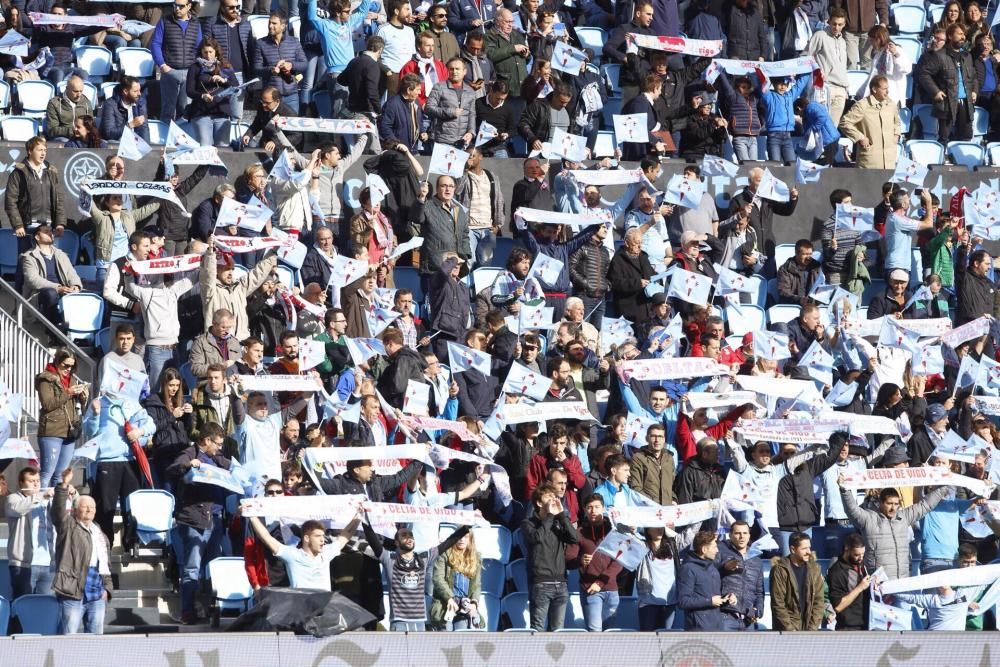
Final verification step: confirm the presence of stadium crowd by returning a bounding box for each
[0,0,1000,640]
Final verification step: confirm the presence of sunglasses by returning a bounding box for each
[265,489,283,496]
[60,362,76,370]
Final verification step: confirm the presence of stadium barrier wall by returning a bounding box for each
[0,630,995,667]
[8,145,994,245]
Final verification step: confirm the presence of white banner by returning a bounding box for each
[502,401,595,424]
[626,33,723,57]
[168,146,226,169]
[940,315,992,349]
[617,357,728,382]
[186,464,245,495]
[214,235,286,253]
[840,467,994,497]
[712,55,817,77]
[897,318,954,337]
[273,116,375,135]
[685,391,758,412]
[365,501,486,526]
[566,168,643,186]
[428,444,513,506]
[399,415,481,442]
[82,180,188,213]
[240,494,365,520]
[607,500,718,528]
[126,253,201,275]
[514,207,606,227]
[735,374,821,399]
[234,374,321,392]
[879,563,1000,595]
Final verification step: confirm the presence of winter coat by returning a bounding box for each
[674,457,726,504]
[199,249,278,342]
[484,27,528,92]
[918,45,980,122]
[837,94,900,169]
[565,518,623,592]
[726,4,770,61]
[769,555,825,630]
[628,447,676,506]
[189,332,243,379]
[841,485,949,579]
[253,34,308,97]
[51,485,112,601]
[677,554,724,630]
[45,94,94,140]
[20,246,81,302]
[430,548,483,627]
[717,539,765,620]
[377,347,428,409]
[98,91,150,142]
[36,371,81,438]
[569,241,611,299]
[408,197,472,275]
[428,267,471,341]
[776,448,840,531]
[4,161,66,232]
[91,201,160,264]
[166,446,233,530]
[143,393,192,468]
[776,257,822,304]
[607,248,654,324]
[424,80,477,145]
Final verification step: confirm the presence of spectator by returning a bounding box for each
[603,0,655,99]
[166,422,232,624]
[565,494,623,631]
[485,9,529,97]
[379,73,425,151]
[807,8,850,125]
[241,86,302,153]
[455,147,504,267]
[425,5,459,64]
[727,167,799,268]
[45,74,93,142]
[777,239,822,305]
[447,0,498,42]
[826,532,872,630]
[621,75,671,162]
[475,79,516,158]
[628,423,676,506]
[376,328,427,409]
[253,12,307,113]
[717,521,765,630]
[5,466,56,599]
[837,75,900,169]
[866,26,912,109]
[199,242,278,343]
[5,137,66,281]
[409,175,472,278]
[307,0,377,115]
[65,115,108,149]
[318,446,426,498]
[884,188,933,275]
[461,31,493,100]
[677,530,729,630]
[150,0,202,122]
[143,367,192,491]
[248,513,360,590]
[793,97,843,165]
[594,454,649,509]
[35,348,88,488]
[203,0,254,119]
[338,36,386,121]
[769,531,825,631]
[430,529,483,630]
[376,0,417,95]
[185,37,239,147]
[955,237,999,325]
[399,31,447,107]
[425,57,476,150]
[522,482,580,631]
[674,438,726,504]
[918,23,979,144]
[759,72,812,163]
[98,76,150,143]
[51,471,113,635]
[20,224,81,327]
[190,309,241,379]
[726,0,770,61]
[191,364,245,457]
[349,187,396,271]
[678,92,728,161]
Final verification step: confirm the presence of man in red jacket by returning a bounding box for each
[524,423,587,506]
[675,403,755,463]
[565,494,623,631]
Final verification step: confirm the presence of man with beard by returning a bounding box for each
[826,533,871,630]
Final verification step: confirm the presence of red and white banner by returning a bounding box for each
[627,33,722,57]
[240,494,365,521]
[400,415,481,442]
[214,235,287,254]
[940,315,992,349]
[502,401,595,424]
[126,253,201,275]
[713,55,817,77]
[566,168,643,186]
[617,357,729,382]
[608,500,718,528]
[840,466,994,497]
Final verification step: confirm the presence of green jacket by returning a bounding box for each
[431,549,482,627]
[191,385,245,458]
[927,227,954,287]
[769,555,825,631]
[484,28,528,94]
[628,446,676,506]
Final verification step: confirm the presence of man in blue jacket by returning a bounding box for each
[150,0,202,122]
[447,0,498,43]
[716,521,765,630]
[518,220,600,321]
[759,72,811,163]
[308,0,378,117]
[98,76,150,142]
[794,97,843,165]
[253,12,308,113]
[678,531,732,630]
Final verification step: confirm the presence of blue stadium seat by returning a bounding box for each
[206,556,253,627]
[73,45,113,82]
[899,107,911,135]
[501,592,531,629]
[55,229,80,262]
[767,304,800,325]
[906,139,945,165]
[846,70,869,99]
[0,228,17,277]
[575,28,607,62]
[481,559,506,598]
[147,120,169,145]
[1,115,40,141]
[947,141,985,169]
[11,594,60,635]
[117,47,156,78]
[891,4,927,34]
[62,292,106,345]
[507,558,529,593]
[479,592,501,631]
[894,36,923,65]
[974,106,989,138]
[608,596,640,630]
[987,141,1000,166]
[563,593,586,629]
[726,303,766,336]
[0,595,8,635]
[17,80,55,118]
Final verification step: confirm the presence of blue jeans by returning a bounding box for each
[10,564,55,599]
[158,67,188,122]
[582,589,619,631]
[191,116,229,147]
[59,595,106,634]
[767,131,795,164]
[102,35,140,50]
[490,148,510,158]
[720,613,756,631]
[177,516,225,616]
[777,526,813,556]
[732,136,759,162]
[469,228,496,268]
[281,93,300,115]
[638,603,675,631]
[579,295,606,328]
[301,54,327,108]
[145,344,177,392]
[920,557,954,574]
[390,620,425,631]
[39,435,77,488]
[530,581,568,631]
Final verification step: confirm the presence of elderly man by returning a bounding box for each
[300,226,339,295]
[45,75,93,141]
[838,75,900,169]
[727,167,799,274]
[52,470,113,635]
[200,241,279,342]
[408,174,472,280]
[484,9,529,96]
[561,297,600,351]
[190,309,242,379]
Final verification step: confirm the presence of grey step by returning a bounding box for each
[105,605,163,627]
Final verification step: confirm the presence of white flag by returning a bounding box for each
[613,113,648,143]
[166,120,200,151]
[0,30,29,57]
[117,125,151,161]
[216,196,273,232]
[475,121,498,148]
[835,203,875,233]
[365,173,391,206]
[428,143,469,178]
[403,379,431,416]
[665,267,713,305]
[755,168,790,202]
[596,531,649,571]
[891,154,929,186]
[550,127,589,162]
[99,358,149,401]
[297,337,326,371]
[662,174,706,209]
[503,362,551,401]
[551,40,587,75]
[447,341,491,375]
[527,252,564,285]
[701,155,739,178]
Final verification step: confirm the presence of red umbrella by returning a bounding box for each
[111,403,153,488]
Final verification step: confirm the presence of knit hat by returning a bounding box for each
[926,403,948,424]
[882,446,909,466]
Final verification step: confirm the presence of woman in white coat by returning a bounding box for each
[866,25,913,108]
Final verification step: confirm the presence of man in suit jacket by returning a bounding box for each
[509,157,554,232]
[242,86,302,153]
[378,73,425,151]
[621,74,676,161]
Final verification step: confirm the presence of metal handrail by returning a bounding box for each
[0,277,94,432]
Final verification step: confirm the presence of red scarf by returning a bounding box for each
[46,363,71,391]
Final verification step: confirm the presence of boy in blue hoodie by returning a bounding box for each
[793,97,843,165]
[759,73,811,163]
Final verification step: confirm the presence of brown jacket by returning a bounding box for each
[36,371,82,438]
[51,485,113,600]
[832,0,888,33]
[769,554,825,631]
[628,446,676,505]
[838,95,900,169]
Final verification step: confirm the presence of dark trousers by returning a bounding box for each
[93,460,141,546]
[529,581,568,631]
[938,100,974,144]
[638,603,676,631]
[579,294,606,328]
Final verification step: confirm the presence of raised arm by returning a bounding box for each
[249,515,283,555]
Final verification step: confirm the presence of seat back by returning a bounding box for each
[248,15,270,39]
[0,115,39,142]
[479,592,501,631]
[472,267,503,296]
[767,304,800,325]
[725,303,766,336]
[575,27,607,62]
[17,80,55,117]
[947,141,985,169]
[500,592,531,629]
[0,228,18,275]
[207,556,253,602]
[506,558,529,593]
[0,595,9,635]
[11,594,61,635]
[126,490,175,534]
[481,558,506,597]
[846,70,870,99]
[73,45,113,79]
[608,596,640,630]
[891,4,927,34]
[117,47,156,78]
[489,237,520,269]
[987,141,1000,166]
[61,292,105,341]
[894,36,923,65]
[563,593,586,629]
[600,63,622,98]
[0,79,10,111]
[906,139,945,165]
[773,243,796,269]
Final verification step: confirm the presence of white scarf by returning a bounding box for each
[415,55,439,95]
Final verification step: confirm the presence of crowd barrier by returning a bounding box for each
[3,144,996,245]
[0,630,996,666]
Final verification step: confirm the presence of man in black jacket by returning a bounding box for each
[725,0,771,61]
[319,443,429,499]
[826,533,871,630]
[727,167,799,276]
[486,310,518,377]
[338,36,386,120]
[241,86,302,154]
[377,328,428,410]
[954,237,999,326]
[522,482,580,631]
[603,0,656,100]
[475,80,517,158]
[674,437,726,505]
[517,82,577,153]
[917,23,979,144]
[509,158,554,232]
[775,437,840,555]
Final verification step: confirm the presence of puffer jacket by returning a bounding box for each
[424,81,476,145]
[841,485,949,579]
[776,449,840,532]
[769,554,825,630]
[569,239,611,298]
[628,446,676,506]
[717,539,765,620]
[36,371,81,438]
[143,393,192,469]
[45,94,94,140]
[677,554,724,630]
[408,197,472,276]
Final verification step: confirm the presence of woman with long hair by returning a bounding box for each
[431,529,483,629]
[520,57,557,104]
[186,37,239,147]
[965,1,988,46]
[142,367,192,489]
[866,24,913,108]
[935,1,965,33]
[66,115,107,149]
[35,348,89,487]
